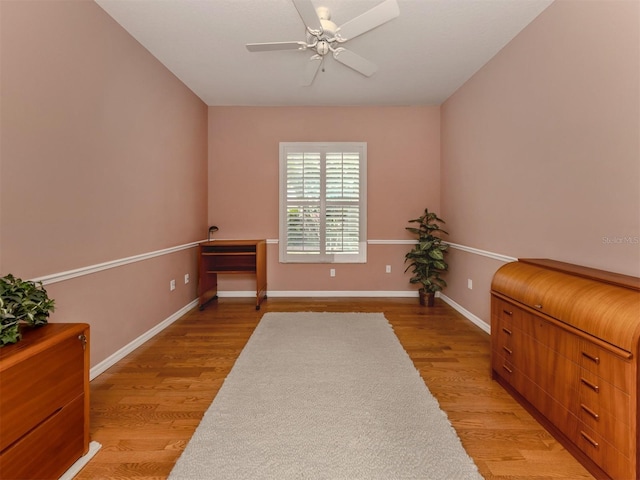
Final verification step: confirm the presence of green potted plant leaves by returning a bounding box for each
[0,274,55,346]
[404,208,449,306]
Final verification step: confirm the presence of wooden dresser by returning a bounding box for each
[491,259,640,480]
[0,323,90,479]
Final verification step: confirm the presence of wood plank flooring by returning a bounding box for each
[76,298,594,479]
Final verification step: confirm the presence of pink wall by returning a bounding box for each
[208,106,441,292]
[3,0,636,364]
[441,0,640,326]
[0,0,208,366]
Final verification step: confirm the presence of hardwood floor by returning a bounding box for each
[76,298,594,479]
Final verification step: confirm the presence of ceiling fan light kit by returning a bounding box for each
[246,0,399,86]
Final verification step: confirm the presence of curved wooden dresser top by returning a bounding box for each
[492,259,640,354]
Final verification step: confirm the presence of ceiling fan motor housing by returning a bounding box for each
[316,40,330,55]
[319,18,338,37]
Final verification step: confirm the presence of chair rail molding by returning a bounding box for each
[31,240,207,286]
[446,242,517,263]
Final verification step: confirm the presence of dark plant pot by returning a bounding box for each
[419,290,435,307]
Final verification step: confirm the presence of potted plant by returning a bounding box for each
[0,274,55,346]
[404,208,449,306]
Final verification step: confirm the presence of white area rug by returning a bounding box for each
[169,312,483,479]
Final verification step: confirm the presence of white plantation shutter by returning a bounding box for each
[325,152,360,254]
[285,152,321,254]
[280,143,367,263]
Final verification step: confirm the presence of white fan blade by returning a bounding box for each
[293,0,322,35]
[336,0,399,41]
[333,48,377,77]
[246,41,307,52]
[301,55,323,86]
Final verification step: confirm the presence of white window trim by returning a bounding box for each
[279,142,367,264]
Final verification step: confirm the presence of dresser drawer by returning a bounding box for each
[0,331,85,452]
[578,402,631,457]
[572,422,632,480]
[516,312,581,362]
[578,370,630,424]
[492,297,523,325]
[579,340,632,394]
[514,372,580,435]
[491,318,521,362]
[492,352,517,387]
[491,338,517,365]
[516,334,580,411]
[0,394,86,479]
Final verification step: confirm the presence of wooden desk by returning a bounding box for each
[198,239,267,310]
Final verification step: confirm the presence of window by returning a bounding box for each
[279,142,367,263]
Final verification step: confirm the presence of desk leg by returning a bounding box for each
[198,272,218,310]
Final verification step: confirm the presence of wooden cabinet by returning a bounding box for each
[0,323,90,479]
[491,259,640,480]
[198,239,267,310]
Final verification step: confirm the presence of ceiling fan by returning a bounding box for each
[246,0,400,86]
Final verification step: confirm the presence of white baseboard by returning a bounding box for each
[218,290,419,298]
[90,300,198,380]
[59,441,102,480]
[438,293,491,334]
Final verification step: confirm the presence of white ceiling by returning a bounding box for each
[95,0,553,106]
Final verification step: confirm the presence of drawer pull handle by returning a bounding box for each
[580,378,599,393]
[502,364,513,374]
[580,431,599,449]
[502,327,512,336]
[580,404,599,420]
[581,351,600,365]
[502,309,513,316]
[503,346,513,355]
[533,304,543,309]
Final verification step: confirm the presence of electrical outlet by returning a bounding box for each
[385,265,391,273]
[184,273,190,284]
[170,279,176,291]
[467,279,473,290]
[330,268,336,277]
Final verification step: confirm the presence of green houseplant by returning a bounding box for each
[0,274,55,346]
[404,208,449,306]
